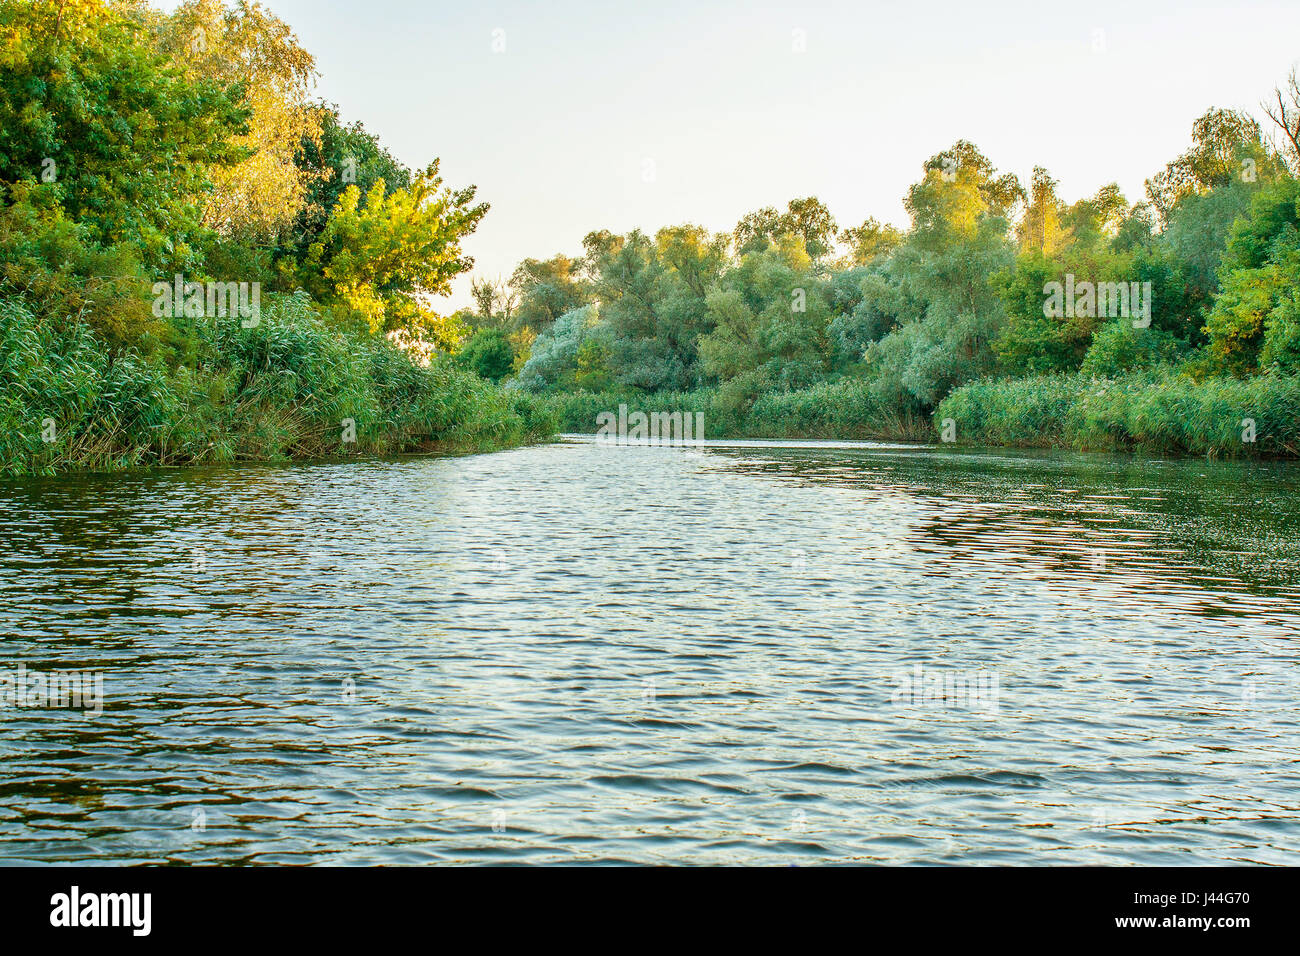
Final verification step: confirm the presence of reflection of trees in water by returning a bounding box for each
[0,464,407,644]
[711,447,1300,602]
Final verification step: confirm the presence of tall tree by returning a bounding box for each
[1145,109,1279,223]
[298,160,488,341]
[733,197,838,260]
[905,140,1024,250]
[159,0,322,245]
[508,254,591,333]
[0,0,248,268]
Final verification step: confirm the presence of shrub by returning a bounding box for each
[457,327,516,382]
[1079,319,1189,377]
[937,369,1300,457]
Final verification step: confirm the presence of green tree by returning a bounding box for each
[1062,183,1128,250]
[698,238,831,390]
[299,162,488,342]
[0,0,248,269]
[508,254,591,333]
[159,0,321,245]
[287,104,411,262]
[859,143,1020,409]
[1203,178,1300,374]
[1017,167,1068,256]
[457,327,515,382]
[1145,108,1281,224]
[840,218,903,266]
[734,197,838,260]
[467,276,517,329]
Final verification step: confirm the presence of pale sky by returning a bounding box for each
[157,0,1300,310]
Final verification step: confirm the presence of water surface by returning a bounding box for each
[1,438,1298,864]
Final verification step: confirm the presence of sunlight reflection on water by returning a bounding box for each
[1,439,1298,864]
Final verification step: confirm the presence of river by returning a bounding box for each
[1,437,1298,864]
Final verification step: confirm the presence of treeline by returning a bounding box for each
[463,90,1300,456]
[0,0,552,476]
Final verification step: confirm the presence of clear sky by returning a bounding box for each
[158,0,1300,310]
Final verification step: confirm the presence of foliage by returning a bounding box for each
[10,5,1300,467]
[287,104,411,262]
[1079,319,1189,377]
[457,327,515,382]
[509,254,591,334]
[514,304,610,391]
[0,0,248,270]
[159,0,322,244]
[1204,178,1300,374]
[0,181,160,350]
[734,197,838,260]
[507,110,1300,458]
[0,286,554,476]
[296,164,487,341]
[1144,109,1283,223]
[697,239,830,389]
[939,370,1300,457]
[540,381,929,442]
[0,0,543,475]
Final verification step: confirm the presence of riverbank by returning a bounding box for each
[540,369,1300,459]
[2,0,544,478]
[540,380,932,444]
[938,370,1300,458]
[1,292,557,477]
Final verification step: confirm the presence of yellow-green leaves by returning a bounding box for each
[303,165,488,340]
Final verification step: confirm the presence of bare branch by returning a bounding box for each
[1263,68,1300,171]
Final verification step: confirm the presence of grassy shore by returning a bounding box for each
[0,292,556,477]
[937,370,1300,458]
[542,370,1300,459]
[541,380,931,442]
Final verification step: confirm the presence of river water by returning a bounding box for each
[1,437,1298,864]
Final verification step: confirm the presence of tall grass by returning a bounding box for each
[544,389,721,433]
[0,291,556,476]
[938,370,1300,457]
[0,295,177,472]
[746,379,929,440]
[542,369,1300,458]
[542,378,929,441]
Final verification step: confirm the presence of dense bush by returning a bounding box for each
[541,380,929,441]
[514,305,610,391]
[1203,179,1300,374]
[0,0,548,476]
[0,289,555,476]
[937,371,1300,457]
[1079,320,1189,377]
[457,327,515,382]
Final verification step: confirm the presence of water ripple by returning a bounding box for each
[1,440,1298,864]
